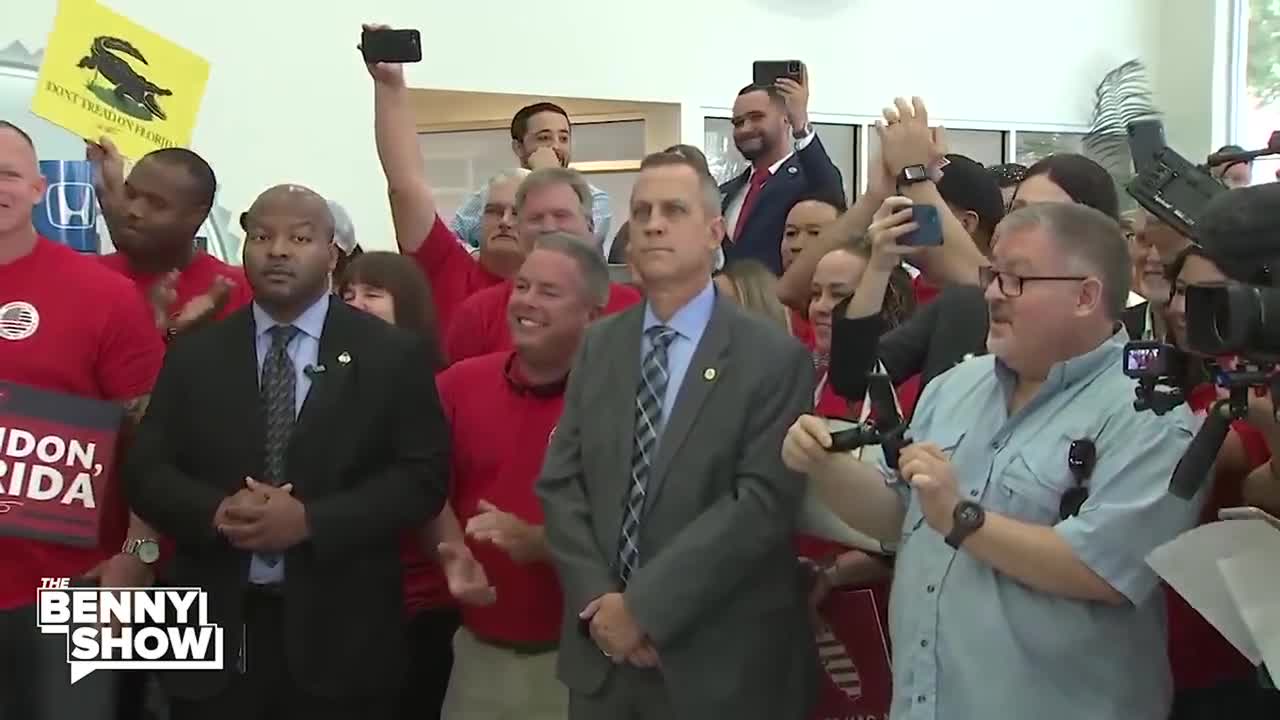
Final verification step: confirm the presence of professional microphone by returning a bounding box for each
[1169,405,1232,499]
[303,364,327,379]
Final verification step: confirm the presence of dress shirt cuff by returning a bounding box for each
[793,125,817,151]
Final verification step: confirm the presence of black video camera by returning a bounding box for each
[1125,119,1228,242]
[1122,340,1188,415]
[827,372,911,469]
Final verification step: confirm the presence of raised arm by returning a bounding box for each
[365,24,436,253]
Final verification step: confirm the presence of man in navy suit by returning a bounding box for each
[720,68,845,274]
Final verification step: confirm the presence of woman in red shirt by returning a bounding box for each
[1162,245,1280,719]
[338,252,456,720]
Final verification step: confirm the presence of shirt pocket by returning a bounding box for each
[996,434,1077,526]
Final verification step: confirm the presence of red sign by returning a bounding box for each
[810,583,893,720]
[0,381,123,547]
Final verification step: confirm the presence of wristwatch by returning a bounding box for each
[122,538,161,565]
[896,164,930,189]
[944,501,985,549]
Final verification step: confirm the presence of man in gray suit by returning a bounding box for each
[537,151,817,719]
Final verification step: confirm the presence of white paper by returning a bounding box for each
[794,418,886,554]
[1218,547,1280,675]
[1147,519,1280,665]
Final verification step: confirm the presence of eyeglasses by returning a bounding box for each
[979,266,1088,298]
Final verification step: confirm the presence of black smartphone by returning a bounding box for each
[752,60,804,87]
[361,28,422,64]
[901,205,943,247]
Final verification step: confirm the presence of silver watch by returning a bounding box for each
[122,538,161,565]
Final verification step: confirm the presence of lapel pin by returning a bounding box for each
[337,351,352,365]
[787,166,798,175]
[703,368,717,381]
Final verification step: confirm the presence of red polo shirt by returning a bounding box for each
[444,280,642,365]
[1167,383,1270,691]
[408,215,505,338]
[436,352,564,643]
[99,250,252,326]
[0,238,164,610]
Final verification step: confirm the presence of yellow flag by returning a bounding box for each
[30,0,210,159]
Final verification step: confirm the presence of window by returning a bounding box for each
[866,128,1007,168]
[702,118,856,202]
[419,119,645,221]
[1014,132,1086,166]
[1233,0,1280,184]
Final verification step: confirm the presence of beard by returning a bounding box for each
[735,132,775,162]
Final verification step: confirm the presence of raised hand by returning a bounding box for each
[360,23,406,87]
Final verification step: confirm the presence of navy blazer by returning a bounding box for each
[719,133,844,274]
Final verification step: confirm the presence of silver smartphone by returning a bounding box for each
[1218,506,1280,530]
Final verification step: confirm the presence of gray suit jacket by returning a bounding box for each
[537,294,818,719]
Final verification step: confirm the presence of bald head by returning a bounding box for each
[0,122,45,241]
[242,184,335,241]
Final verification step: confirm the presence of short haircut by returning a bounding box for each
[532,232,610,308]
[662,144,712,178]
[997,202,1131,320]
[935,154,1004,238]
[511,102,571,141]
[515,167,593,224]
[143,147,217,211]
[0,120,35,150]
[639,151,721,216]
[483,167,531,206]
[792,188,849,215]
[337,251,446,371]
[989,163,1029,189]
[1024,153,1120,221]
[736,83,787,108]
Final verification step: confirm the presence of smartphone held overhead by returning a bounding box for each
[753,60,804,86]
[901,205,943,247]
[361,28,422,64]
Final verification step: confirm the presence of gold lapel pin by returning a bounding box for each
[337,351,352,365]
[703,368,717,381]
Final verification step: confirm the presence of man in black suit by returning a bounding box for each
[126,184,448,720]
[720,68,844,274]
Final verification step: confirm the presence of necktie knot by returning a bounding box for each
[750,168,770,189]
[646,325,677,350]
[269,325,299,349]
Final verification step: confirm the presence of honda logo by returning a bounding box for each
[44,181,98,230]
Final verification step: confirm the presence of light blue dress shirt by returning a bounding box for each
[640,280,715,442]
[247,295,330,585]
[450,181,612,250]
[880,330,1203,720]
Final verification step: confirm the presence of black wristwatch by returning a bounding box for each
[896,164,929,190]
[945,501,985,549]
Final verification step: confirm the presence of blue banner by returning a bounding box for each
[33,160,99,254]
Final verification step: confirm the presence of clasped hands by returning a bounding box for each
[214,477,310,552]
[579,592,660,668]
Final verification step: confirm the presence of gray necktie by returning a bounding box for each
[259,325,298,566]
[617,325,677,585]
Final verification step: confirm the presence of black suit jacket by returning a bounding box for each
[125,297,449,701]
[720,134,844,274]
[829,285,1150,405]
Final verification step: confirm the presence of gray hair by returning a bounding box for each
[995,202,1131,320]
[516,167,594,226]
[327,199,357,254]
[483,168,531,207]
[531,232,610,308]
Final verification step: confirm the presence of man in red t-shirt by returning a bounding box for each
[88,137,251,336]
[436,233,609,719]
[365,40,523,335]
[0,121,165,720]
[444,167,641,364]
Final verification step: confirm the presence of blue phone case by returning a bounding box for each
[903,205,943,246]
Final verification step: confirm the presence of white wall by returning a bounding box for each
[1144,0,1232,160]
[8,0,1162,251]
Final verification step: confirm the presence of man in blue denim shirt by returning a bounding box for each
[785,202,1204,720]
[452,102,611,250]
